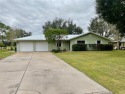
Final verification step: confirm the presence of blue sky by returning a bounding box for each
[0,0,97,35]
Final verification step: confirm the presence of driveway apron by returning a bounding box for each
[0,52,112,94]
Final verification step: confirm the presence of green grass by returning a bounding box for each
[54,51,125,94]
[0,50,15,60]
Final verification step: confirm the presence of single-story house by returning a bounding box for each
[113,38,125,49]
[15,32,112,52]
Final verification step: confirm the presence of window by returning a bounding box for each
[57,41,61,47]
[97,40,101,44]
[77,41,85,44]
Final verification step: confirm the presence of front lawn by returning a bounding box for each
[54,51,125,94]
[0,50,15,60]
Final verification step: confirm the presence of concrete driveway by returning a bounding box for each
[0,52,112,94]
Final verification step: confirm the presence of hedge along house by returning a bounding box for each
[15,32,111,52]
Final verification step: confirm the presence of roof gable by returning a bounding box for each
[69,32,111,41]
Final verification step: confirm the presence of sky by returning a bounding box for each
[0,0,97,35]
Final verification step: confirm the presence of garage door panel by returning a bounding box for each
[36,42,48,51]
[19,42,33,52]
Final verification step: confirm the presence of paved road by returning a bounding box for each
[0,52,112,94]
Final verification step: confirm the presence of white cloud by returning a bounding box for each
[0,0,96,35]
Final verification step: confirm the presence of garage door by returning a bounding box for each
[19,42,33,52]
[35,42,48,51]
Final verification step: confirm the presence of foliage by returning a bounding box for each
[0,42,4,47]
[88,17,119,38]
[72,44,87,51]
[6,28,32,41]
[43,18,83,34]
[96,0,125,35]
[0,21,10,42]
[45,28,68,43]
[88,44,113,51]
[55,51,125,94]
[0,21,32,47]
[0,21,10,33]
[52,48,66,53]
[15,47,17,52]
[98,44,113,51]
[6,28,31,47]
[52,49,62,53]
[45,28,68,51]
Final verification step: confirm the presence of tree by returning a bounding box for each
[12,28,32,38]
[43,18,83,34]
[6,29,15,47]
[44,29,68,50]
[0,21,32,48]
[96,0,125,35]
[6,28,32,45]
[88,17,117,38]
[0,21,10,42]
[5,28,32,48]
[88,17,108,37]
[0,21,32,42]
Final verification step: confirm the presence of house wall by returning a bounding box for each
[48,42,56,51]
[17,40,70,52]
[113,42,125,49]
[70,33,110,51]
[48,41,70,51]
[62,41,70,51]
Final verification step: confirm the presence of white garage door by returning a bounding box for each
[35,42,48,51]
[19,42,33,52]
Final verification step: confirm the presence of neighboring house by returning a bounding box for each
[113,38,125,49]
[15,32,111,52]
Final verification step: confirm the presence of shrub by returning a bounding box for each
[10,47,13,51]
[63,49,66,52]
[98,44,113,51]
[72,44,87,51]
[0,42,4,47]
[52,49,62,53]
[15,47,17,52]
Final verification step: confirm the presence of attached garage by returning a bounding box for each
[15,35,49,52]
[35,42,48,51]
[19,42,33,52]
[17,41,48,52]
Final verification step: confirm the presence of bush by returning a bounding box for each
[98,44,113,51]
[72,44,87,51]
[52,49,62,53]
[63,49,66,52]
[0,42,4,47]
[10,47,13,51]
[15,47,17,52]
